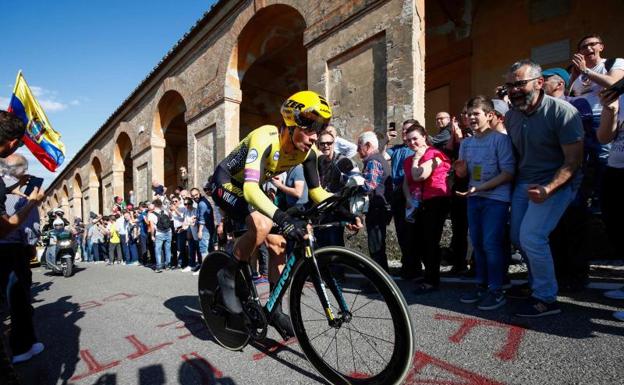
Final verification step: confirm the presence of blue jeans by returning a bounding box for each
[510,183,575,303]
[127,240,139,264]
[120,236,130,263]
[467,196,509,291]
[198,227,212,259]
[154,231,172,269]
[84,239,93,262]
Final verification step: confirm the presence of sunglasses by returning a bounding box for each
[319,141,334,147]
[579,41,602,51]
[504,77,541,90]
[293,110,329,134]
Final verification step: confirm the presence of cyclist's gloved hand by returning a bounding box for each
[273,210,307,242]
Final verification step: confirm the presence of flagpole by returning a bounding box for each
[13,70,22,94]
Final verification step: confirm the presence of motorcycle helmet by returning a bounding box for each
[280,91,332,133]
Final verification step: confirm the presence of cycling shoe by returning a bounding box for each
[216,259,243,314]
[270,309,295,340]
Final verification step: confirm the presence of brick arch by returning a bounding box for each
[113,122,136,155]
[222,2,310,93]
[151,77,190,141]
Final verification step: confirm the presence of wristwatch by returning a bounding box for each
[581,67,590,75]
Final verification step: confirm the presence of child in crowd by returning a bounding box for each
[455,96,515,310]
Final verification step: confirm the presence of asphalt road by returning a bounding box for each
[8,262,624,385]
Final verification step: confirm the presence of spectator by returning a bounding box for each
[385,120,418,278]
[316,129,355,248]
[179,166,189,190]
[454,96,515,310]
[490,99,509,134]
[505,60,583,317]
[325,125,358,158]
[124,211,139,265]
[543,67,592,292]
[84,216,93,262]
[170,195,187,268]
[128,190,136,207]
[116,210,129,263]
[149,199,172,272]
[190,187,215,274]
[0,153,45,365]
[182,197,199,272]
[136,202,150,265]
[430,112,453,151]
[597,88,624,320]
[273,165,308,209]
[106,214,123,265]
[88,217,105,262]
[403,123,452,293]
[569,34,624,212]
[72,217,85,261]
[357,131,392,272]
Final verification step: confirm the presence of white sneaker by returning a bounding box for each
[604,288,624,300]
[192,270,200,276]
[182,266,192,272]
[12,342,44,364]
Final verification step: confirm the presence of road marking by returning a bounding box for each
[125,335,173,360]
[406,351,505,385]
[434,313,526,361]
[70,349,121,381]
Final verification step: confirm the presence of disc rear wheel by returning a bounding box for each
[198,251,250,351]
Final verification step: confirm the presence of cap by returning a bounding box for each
[542,68,570,87]
[492,99,509,116]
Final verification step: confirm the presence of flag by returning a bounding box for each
[7,71,66,172]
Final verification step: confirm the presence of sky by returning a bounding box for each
[1,0,217,188]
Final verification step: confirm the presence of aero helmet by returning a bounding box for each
[280,91,332,133]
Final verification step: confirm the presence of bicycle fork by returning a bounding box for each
[305,236,351,328]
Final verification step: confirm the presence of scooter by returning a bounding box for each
[43,229,75,277]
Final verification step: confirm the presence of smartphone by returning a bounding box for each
[23,176,44,196]
[389,122,396,131]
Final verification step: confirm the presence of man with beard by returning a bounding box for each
[504,60,583,317]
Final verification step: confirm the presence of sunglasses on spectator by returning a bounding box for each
[504,77,541,89]
[318,141,334,147]
[579,41,602,51]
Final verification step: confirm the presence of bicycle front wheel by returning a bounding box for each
[289,246,414,385]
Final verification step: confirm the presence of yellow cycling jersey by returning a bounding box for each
[213,125,332,219]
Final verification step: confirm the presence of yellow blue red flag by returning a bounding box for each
[7,71,66,172]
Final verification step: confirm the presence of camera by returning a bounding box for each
[496,86,508,99]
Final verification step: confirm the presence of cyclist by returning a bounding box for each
[210,90,362,338]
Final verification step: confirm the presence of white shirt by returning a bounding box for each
[115,217,127,235]
[335,136,358,159]
[170,206,185,228]
[183,207,198,240]
[570,58,624,115]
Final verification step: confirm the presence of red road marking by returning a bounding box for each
[125,335,173,360]
[101,292,137,302]
[434,313,526,361]
[181,352,223,379]
[252,338,299,361]
[406,351,505,385]
[70,349,121,381]
[78,300,103,311]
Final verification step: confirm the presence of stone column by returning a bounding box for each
[111,164,124,201]
[150,134,166,186]
[88,182,100,216]
[72,193,83,221]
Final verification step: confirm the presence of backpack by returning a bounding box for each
[156,210,172,232]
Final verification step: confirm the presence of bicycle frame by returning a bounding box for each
[261,227,352,328]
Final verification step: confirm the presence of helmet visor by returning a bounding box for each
[293,110,329,134]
